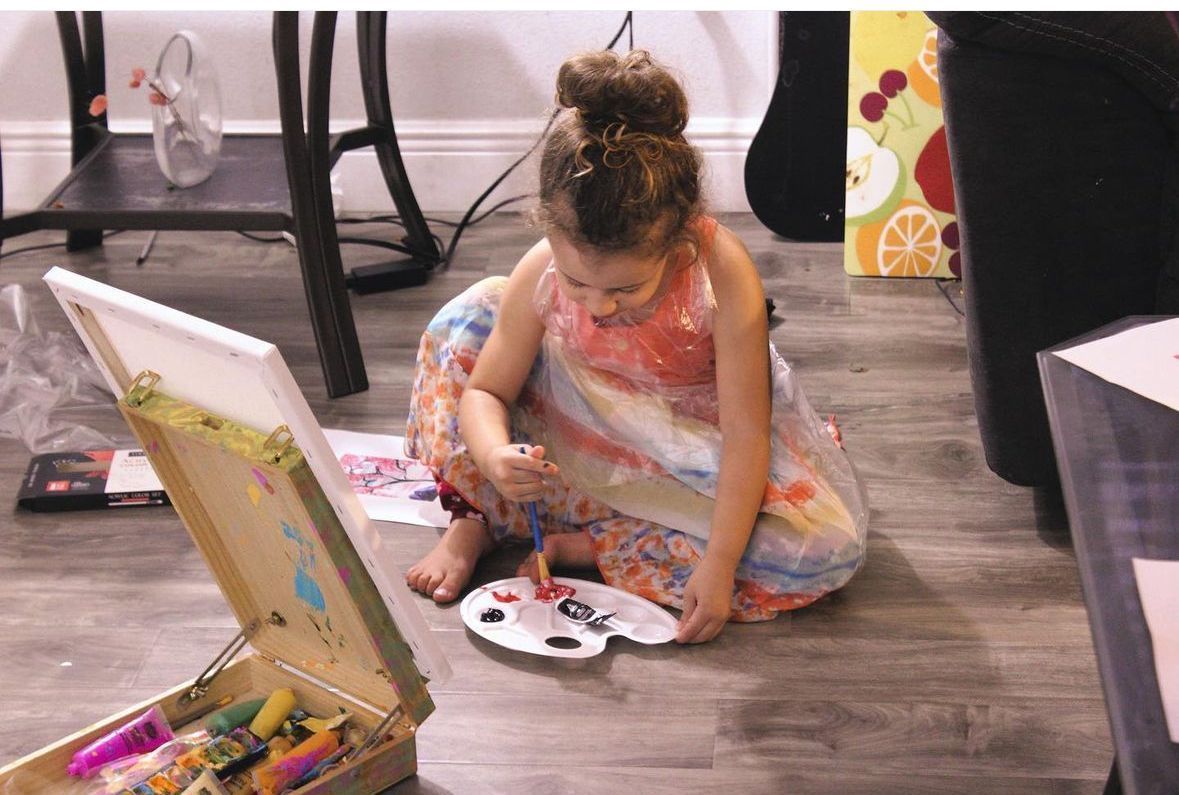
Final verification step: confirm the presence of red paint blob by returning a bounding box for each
[534,580,576,603]
[491,590,521,603]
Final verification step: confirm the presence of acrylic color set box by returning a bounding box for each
[0,268,449,794]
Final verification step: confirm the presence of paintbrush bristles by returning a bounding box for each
[537,553,552,583]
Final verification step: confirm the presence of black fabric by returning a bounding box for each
[927,12,1179,486]
[745,12,849,241]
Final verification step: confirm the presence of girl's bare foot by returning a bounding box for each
[407,517,493,603]
[516,530,596,582]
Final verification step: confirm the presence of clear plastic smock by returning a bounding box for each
[407,217,867,619]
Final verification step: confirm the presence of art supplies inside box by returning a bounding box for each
[0,268,449,795]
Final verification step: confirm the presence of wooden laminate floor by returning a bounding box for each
[0,215,1109,793]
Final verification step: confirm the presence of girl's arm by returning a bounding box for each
[458,239,559,500]
[676,225,771,643]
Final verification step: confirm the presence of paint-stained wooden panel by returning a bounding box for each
[119,390,431,722]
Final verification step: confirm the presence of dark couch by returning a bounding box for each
[928,12,1179,487]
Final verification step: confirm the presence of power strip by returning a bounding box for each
[345,260,429,293]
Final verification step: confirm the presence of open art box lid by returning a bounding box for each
[43,267,449,726]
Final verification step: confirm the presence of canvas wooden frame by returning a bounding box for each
[41,266,447,687]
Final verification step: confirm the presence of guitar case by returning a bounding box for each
[744,12,850,242]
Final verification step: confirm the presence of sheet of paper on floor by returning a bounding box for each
[1132,557,1179,743]
[1053,318,1179,412]
[322,428,449,528]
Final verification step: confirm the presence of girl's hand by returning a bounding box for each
[485,444,559,501]
[676,557,735,644]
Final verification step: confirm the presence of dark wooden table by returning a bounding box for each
[1039,316,1179,795]
[0,12,439,399]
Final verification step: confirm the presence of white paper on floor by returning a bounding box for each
[322,427,449,528]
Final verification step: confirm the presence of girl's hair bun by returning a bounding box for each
[556,49,688,137]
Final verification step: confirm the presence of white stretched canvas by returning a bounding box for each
[42,266,450,684]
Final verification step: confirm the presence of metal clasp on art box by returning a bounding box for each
[125,370,161,407]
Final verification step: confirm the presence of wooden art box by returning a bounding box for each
[0,268,449,794]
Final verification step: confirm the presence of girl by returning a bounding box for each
[405,50,867,643]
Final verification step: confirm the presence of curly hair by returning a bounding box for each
[537,50,703,254]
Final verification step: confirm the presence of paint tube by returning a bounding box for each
[283,743,353,791]
[343,726,367,749]
[246,689,296,742]
[204,699,265,737]
[125,761,200,795]
[91,731,211,795]
[294,712,351,738]
[263,736,294,763]
[67,705,176,778]
[179,770,230,795]
[174,728,265,780]
[218,772,256,795]
[276,708,310,739]
[555,596,617,626]
[249,730,339,795]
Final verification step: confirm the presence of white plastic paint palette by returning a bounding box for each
[460,577,678,658]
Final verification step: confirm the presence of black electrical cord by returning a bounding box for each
[436,11,634,271]
[337,195,534,230]
[439,109,559,270]
[4,15,636,278]
[338,11,635,277]
[935,278,965,317]
[607,11,634,50]
[235,230,286,243]
[0,229,126,261]
[336,235,426,258]
[457,194,534,227]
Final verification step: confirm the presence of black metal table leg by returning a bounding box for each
[273,11,368,398]
[57,11,106,252]
[356,11,438,262]
[13,12,436,399]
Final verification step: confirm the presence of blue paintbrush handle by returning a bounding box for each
[527,501,544,554]
[519,446,545,554]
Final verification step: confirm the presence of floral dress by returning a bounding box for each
[406,217,867,621]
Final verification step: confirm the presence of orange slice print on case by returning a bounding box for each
[908,28,941,107]
[856,200,942,277]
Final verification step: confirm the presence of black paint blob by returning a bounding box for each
[480,608,505,623]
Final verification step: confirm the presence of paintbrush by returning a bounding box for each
[527,501,552,583]
[519,446,552,583]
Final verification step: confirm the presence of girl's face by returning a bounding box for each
[549,233,672,319]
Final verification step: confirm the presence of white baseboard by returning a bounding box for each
[1,118,755,215]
